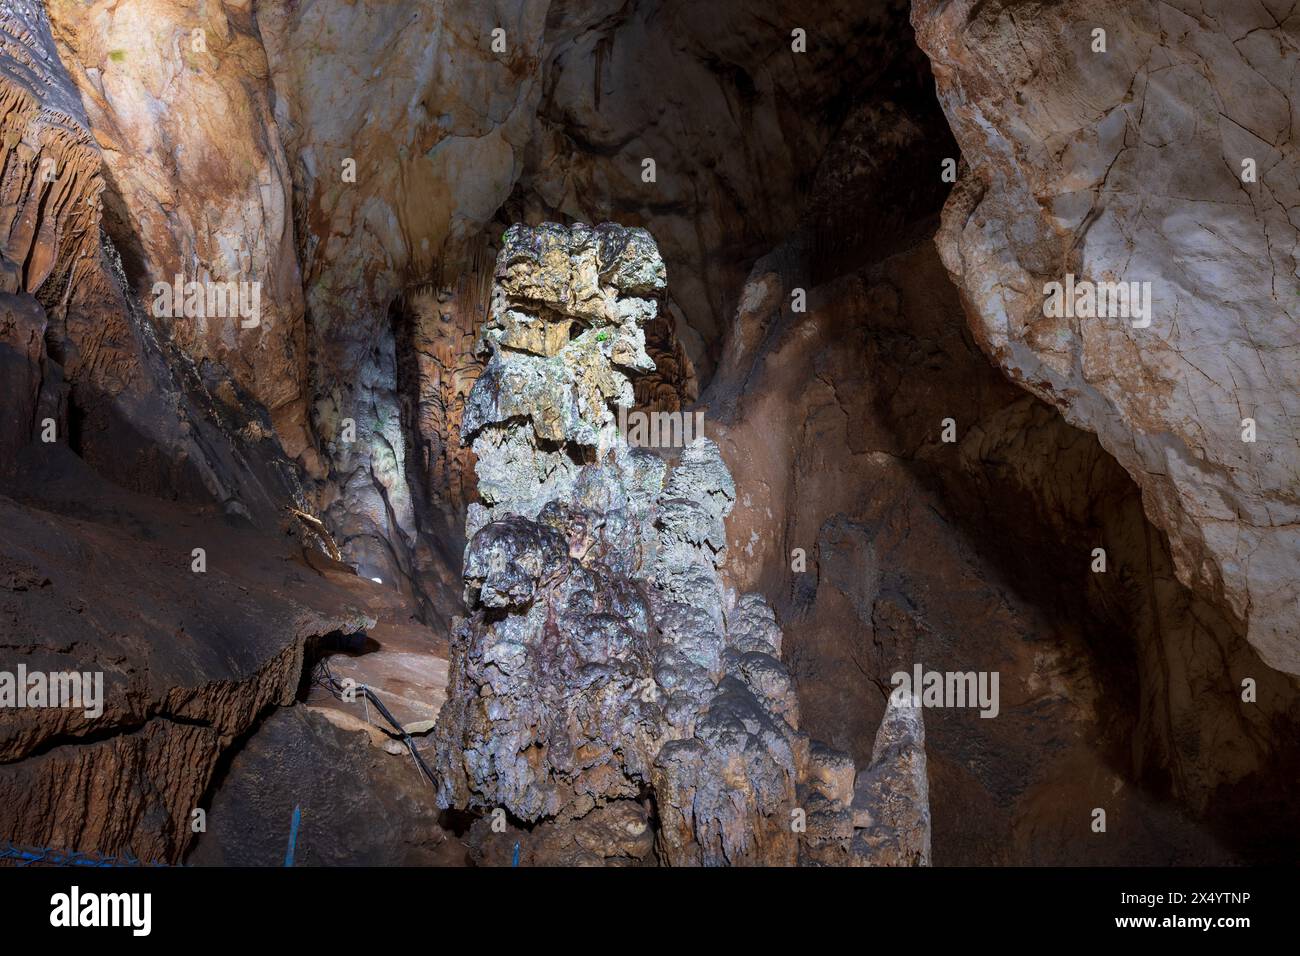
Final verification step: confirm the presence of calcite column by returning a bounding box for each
[433,221,931,866]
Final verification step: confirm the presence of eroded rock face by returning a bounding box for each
[185,706,454,867]
[253,0,557,599]
[706,227,1300,863]
[1,0,313,521]
[0,455,385,862]
[0,292,53,467]
[0,0,102,299]
[433,222,932,865]
[0,0,438,864]
[46,0,311,455]
[912,0,1300,675]
[0,0,89,468]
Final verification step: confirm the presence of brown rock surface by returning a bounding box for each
[185,705,454,867]
[707,235,1300,863]
[913,0,1300,675]
[3,0,1295,869]
[0,0,103,298]
[0,291,53,465]
[47,0,310,453]
[0,449,380,861]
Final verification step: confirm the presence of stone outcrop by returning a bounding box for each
[0,0,448,865]
[912,0,1300,675]
[799,695,931,867]
[0,0,102,300]
[0,455,386,862]
[185,705,455,866]
[0,0,92,468]
[850,695,931,866]
[46,0,311,458]
[0,292,55,467]
[703,224,1300,863]
[432,222,931,866]
[1,0,310,521]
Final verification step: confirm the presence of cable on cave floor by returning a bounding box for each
[311,658,439,788]
[0,842,165,867]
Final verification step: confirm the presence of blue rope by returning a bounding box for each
[0,840,164,867]
[284,805,302,867]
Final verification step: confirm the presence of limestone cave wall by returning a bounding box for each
[0,0,1296,867]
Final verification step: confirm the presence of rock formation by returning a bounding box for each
[0,0,102,302]
[45,0,310,457]
[17,0,941,617]
[2,0,1297,870]
[432,222,931,865]
[912,0,1300,676]
[0,0,444,865]
[0,455,386,861]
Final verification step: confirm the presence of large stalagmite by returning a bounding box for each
[432,222,931,865]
